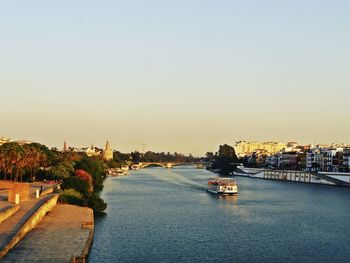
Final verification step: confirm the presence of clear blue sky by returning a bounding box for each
[0,0,349,155]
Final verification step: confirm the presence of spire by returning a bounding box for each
[63,140,68,152]
[103,140,113,161]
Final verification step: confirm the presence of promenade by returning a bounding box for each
[0,194,53,252]
[2,204,94,263]
[0,181,94,262]
[0,182,56,254]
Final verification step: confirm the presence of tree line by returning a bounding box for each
[0,142,107,212]
[110,150,203,167]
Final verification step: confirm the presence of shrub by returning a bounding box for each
[58,189,84,206]
[75,169,93,191]
[75,157,107,187]
[87,192,107,212]
[61,176,90,196]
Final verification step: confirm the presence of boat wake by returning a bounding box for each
[147,170,207,192]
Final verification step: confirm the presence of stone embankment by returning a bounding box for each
[0,205,20,225]
[0,181,94,262]
[2,204,94,263]
[0,194,57,258]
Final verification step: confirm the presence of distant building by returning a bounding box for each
[0,136,11,146]
[234,141,286,157]
[15,140,32,145]
[343,153,350,172]
[85,144,101,157]
[279,151,299,170]
[63,140,68,152]
[103,141,113,161]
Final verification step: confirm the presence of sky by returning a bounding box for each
[0,0,349,156]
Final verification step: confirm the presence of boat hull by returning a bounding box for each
[207,189,238,195]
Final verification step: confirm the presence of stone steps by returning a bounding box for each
[0,194,58,259]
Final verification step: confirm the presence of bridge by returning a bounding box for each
[138,162,207,169]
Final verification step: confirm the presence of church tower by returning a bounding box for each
[63,140,68,152]
[103,141,113,161]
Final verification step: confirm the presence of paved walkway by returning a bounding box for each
[0,194,53,251]
[3,204,93,263]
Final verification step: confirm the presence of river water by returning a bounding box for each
[89,167,350,263]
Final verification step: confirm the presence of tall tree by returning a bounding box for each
[210,144,238,175]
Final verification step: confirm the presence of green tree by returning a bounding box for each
[131,151,142,163]
[210,144,238,175]
[87,192,107,212]
[75,157,107,187]
[48,161,75,181]
[61,176,90,196]
[206,152,214,162]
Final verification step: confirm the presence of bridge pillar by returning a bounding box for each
[166,163,173,169]
[196,163,205,169]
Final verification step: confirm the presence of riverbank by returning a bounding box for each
[233,168,350,187]
[2,204,94,262]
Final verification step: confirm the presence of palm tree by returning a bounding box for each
[0,142,23,181]
[0,152,5,179]
[0,143,50,182]
[1,144,15,180]
[23,145,47,182]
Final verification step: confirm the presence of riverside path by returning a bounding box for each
[2,204,94,263]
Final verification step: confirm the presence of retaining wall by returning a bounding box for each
[0,195,59,259]
[70,208,95,263]
[0,205,20,224]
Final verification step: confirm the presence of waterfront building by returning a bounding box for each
[343,154,350,172]
[236,140,350,172]
[234,141,287,157]
[306,152,315,171]
[266,155,279,169]
[305,152,324,172]
[279,151,299,170]
[324,149,338,172]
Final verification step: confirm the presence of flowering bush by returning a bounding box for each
[75,169,93,191]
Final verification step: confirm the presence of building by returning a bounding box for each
[103,141,113,161]
[0,137,11,146]
[84,145,101,157]
[14,140,32,145]
[234,141,287,157]
[279,152,299,170]
[324,149,338,172]
[63,140,68,152]
[343,154,350,172]
[266,155,279,169]
[306,152,315,171]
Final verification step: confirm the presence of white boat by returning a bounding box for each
[109,168,127,176]
[131,164,140,170]
[121,165,130,172]
[207,178,238,195]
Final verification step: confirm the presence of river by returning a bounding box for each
[89,167,350,263]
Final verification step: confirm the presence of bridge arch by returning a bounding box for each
[140,162,167,169]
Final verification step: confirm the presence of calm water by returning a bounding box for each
[89,167,350,263]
